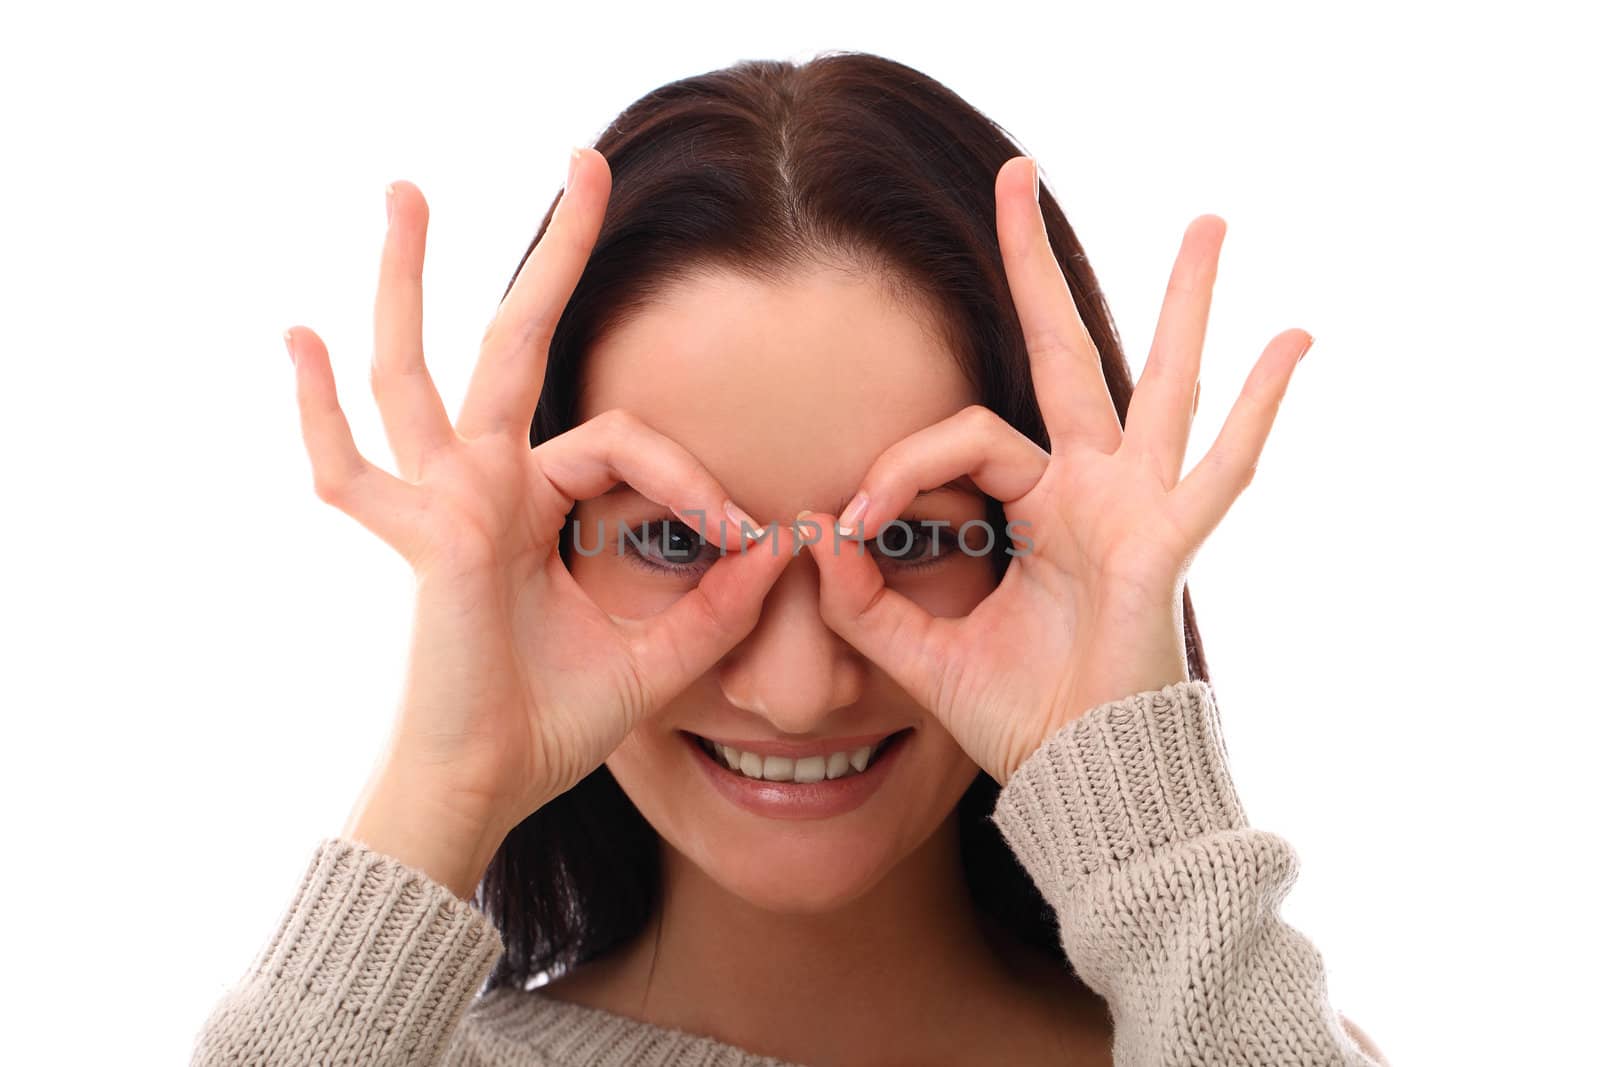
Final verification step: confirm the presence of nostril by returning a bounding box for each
[725,692,768,715]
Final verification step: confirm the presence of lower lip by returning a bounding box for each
[684,729,911,820]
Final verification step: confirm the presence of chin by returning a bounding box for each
[685,813,917,914]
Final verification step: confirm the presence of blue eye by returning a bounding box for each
[623,516,718,576]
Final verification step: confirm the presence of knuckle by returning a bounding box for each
[597,406,637,432]
[1138,358,1174,387]
[480,304,556,366]
[1165,274,1198,302]
[312,470,348,505]
[1023,321,1085,361]
[1023,325,1068,357]
[697,588,740,641]
[601,407,648,448]
[1205,446,1250,489]
[859,454,898,497]
[311,458,372,509]
[512,309,558,356]
[959,403,995,430]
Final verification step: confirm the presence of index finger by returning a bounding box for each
[531,408,766,553]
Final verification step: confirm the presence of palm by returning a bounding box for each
[389,436,655,808]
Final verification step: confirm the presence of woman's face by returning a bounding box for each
[568,264,995,914]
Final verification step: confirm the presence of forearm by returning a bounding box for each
[991,681,1379,1066]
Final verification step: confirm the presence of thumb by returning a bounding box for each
[797,510,953,715]
[620,521,793,710]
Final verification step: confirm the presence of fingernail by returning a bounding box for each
[282,329,296,366]
[567,146,582,189]
[724,499,760,541]
[1029,157,1040,201]
[385,183,395,224]
[837,491,869,535]
[1298,334,1315,362]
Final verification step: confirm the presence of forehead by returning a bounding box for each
[576,265,976,517]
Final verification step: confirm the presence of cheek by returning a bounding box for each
[886,553,999,618]
[604,720,731,868]
[604,728,668,802]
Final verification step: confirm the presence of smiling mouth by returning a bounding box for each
[687,728,912,783]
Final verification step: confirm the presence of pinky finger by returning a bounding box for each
[1170,329,1313,546]
[286,326,426,560]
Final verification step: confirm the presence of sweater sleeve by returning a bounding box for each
[989,680,1379,1066]
[190,837,506,1066]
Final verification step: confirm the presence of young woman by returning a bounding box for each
[193,53,1387,1066]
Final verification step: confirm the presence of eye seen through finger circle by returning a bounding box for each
[622,515,720,576]
[869,519,947,570]
[608,504,989,582]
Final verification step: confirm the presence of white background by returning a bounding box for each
[3,2,1595,1063]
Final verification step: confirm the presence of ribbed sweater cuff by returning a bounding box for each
[990,680,1247,900]
[196,837,506,1064]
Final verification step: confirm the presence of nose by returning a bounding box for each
[716,542,868,735]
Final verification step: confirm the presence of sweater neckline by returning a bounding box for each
[474,983,808,1066]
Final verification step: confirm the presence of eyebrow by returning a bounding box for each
[597,476,982,510]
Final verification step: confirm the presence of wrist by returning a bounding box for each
[341,767,506,901]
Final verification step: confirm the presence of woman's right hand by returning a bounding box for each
[281,148,790,897]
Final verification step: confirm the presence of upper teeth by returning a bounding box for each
[706,738,885,782]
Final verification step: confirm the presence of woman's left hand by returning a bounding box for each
[799,155,1313,786]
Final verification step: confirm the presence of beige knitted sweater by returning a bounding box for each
[191,681,1378,1066]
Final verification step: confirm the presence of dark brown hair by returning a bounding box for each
[476,50,1210,995]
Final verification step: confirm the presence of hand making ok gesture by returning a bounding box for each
[799,155,1313,785]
